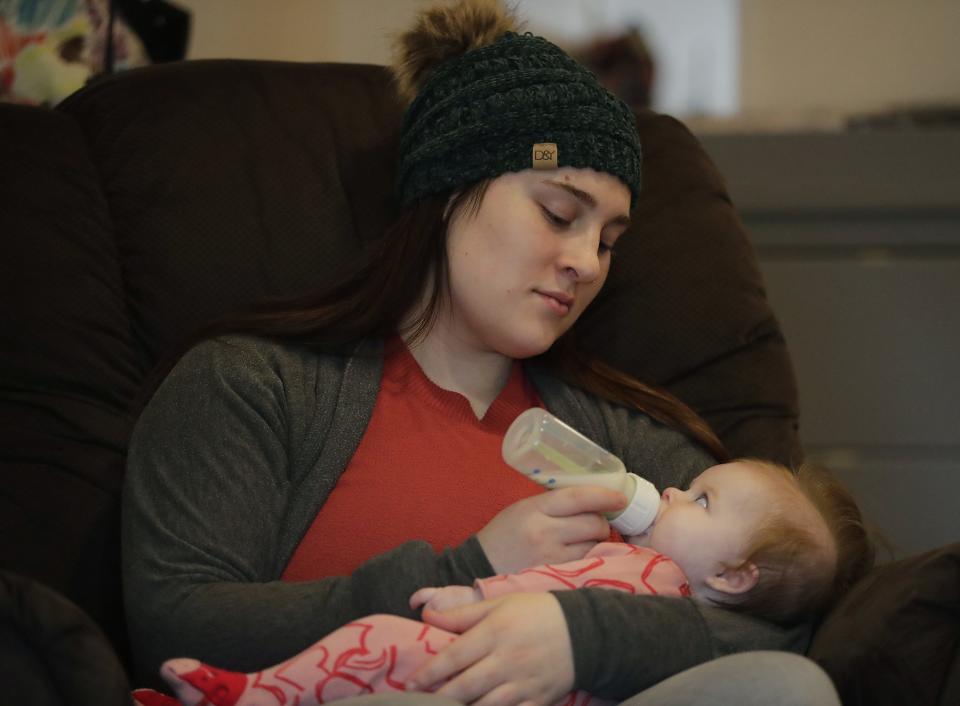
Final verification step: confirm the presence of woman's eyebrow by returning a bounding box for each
[544,179,631,227]
[545,179,596,207]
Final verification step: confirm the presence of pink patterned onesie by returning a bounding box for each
[137,544,690,706]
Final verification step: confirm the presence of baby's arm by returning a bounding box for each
[411,543,690,613]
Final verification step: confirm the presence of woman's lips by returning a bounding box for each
[536,290,573,315]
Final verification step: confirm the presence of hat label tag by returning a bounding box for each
[532,143,558,169]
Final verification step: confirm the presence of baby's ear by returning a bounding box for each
[704,561,759,596]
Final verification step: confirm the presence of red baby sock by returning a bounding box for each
[161,659,247,706]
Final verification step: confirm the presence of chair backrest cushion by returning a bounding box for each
[0,102,141,656]
[57,59,800,463]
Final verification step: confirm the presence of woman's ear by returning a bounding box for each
[704,561,759,596]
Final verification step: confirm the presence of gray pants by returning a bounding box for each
[617,652,840,706]
[334,651,839,706]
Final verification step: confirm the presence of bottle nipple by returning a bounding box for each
[610,473,660,535]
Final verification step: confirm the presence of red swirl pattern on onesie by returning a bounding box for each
[155,545,689,706]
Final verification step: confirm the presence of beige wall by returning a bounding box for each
[176,0,429,65]
[176,0,960,116]
[740,0,960,115]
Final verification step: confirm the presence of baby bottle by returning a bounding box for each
[501,408,660,535]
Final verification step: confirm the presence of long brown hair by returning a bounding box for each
[137,180,728,461]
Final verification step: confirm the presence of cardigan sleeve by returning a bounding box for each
[122,337,494,688]
[554,588,810,698]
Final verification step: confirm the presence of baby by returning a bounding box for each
[141,459,871,706]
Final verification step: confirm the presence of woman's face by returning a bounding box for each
[441,167,632,359]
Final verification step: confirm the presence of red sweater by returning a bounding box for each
[282,341,544,580]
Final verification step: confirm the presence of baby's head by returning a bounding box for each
[628,459,874,624]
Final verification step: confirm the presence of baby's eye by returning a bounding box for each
[598,241,614,255]
[695,494,708,509]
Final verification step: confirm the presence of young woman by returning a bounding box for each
[123,2,856,705]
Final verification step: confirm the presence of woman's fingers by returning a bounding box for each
[437,655,504,705]
[477,486,625,574]
[448,663,520,706]
[539,486,627,518]
[411,595,575,706]
[408,602,497,689]
[551,511,611,545]
[562,540,607,561]
[419,598,497,634]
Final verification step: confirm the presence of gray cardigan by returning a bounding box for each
[122,335,808,697]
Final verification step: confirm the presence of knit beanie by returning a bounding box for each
[393,4,642,208]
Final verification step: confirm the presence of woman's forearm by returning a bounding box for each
[553,588,810,699]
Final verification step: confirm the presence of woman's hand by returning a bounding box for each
[408,593,575,706]
[476,486,626,575]
[410,585,483,612]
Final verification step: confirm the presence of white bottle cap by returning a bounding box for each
[609,473,661,536]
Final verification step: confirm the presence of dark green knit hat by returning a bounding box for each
[397,31,642,208]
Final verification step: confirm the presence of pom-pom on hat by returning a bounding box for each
[393,1,642,208]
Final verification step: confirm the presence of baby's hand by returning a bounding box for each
[410,585,482,613]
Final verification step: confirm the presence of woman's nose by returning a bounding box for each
[560,237,602,282]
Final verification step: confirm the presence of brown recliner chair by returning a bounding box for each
[1,60,957,705]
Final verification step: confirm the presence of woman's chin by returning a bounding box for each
[503,339,555,360]
[497,326,569,359]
